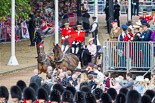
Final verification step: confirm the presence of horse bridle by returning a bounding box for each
[38,52,54,65]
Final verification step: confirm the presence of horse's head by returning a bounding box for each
[37,44,44,54]
[38,52,46,62]
[53,44,62,61]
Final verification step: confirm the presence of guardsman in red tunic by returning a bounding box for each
[72,24,85,54]
[61,22,74,53]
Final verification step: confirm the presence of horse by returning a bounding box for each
[53,44,79,72]
[37,44,55,74]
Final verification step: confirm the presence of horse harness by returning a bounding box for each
[54,53,76,68]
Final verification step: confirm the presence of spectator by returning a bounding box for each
[110,76,123,93]
[88,74,97,89]
[82,10,90,36]
[134,76,145,94]
[60,73,69,87]
[30,69,42,87]
[119,73,134,91]
[43,74,52,88]
[47,66,53,75]
[114,0,120,27]
[104,71,110,92]
[150,76,155,91]
[66,70,72,81]
[93,65,104,82]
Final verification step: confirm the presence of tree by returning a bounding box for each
[0,0,31,20]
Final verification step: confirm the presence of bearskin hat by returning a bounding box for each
[10,86,22,100]
[66,86,76,96]
[107,88,117,100]
[37,87,48,101]
[16,80,27,92]
[80,82,89,89]
[41,83,50,95]
[119,88,128,95]
[144,90,155,100]
[50,89,61,102]
[85,92,96,103]
[62,90,73,103]
[126,90,141,103]
[0,86,9,100]
[115,93,126,103]
[93,88,103,100]
[74,92,85,103]
[101,93,112,103]
[141,95,151,103]
[80,86,91,93]
[29,83,39,93]
[23,87,36,101]
[53,84,64,95]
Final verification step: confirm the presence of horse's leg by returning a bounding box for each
[38,63,42,74]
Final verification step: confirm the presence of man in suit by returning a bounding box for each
[30,69,42,87]
[114,0,120,27]
[119,73,134,91]
[104,1,110,33]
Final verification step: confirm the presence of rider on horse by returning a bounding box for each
[61,22,74,53]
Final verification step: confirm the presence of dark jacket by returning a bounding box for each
[114,4,120,17]
[30,75,42,87]
[33,30,43,45]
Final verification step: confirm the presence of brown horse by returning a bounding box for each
[53,44,79,72]
[37,44,55,74]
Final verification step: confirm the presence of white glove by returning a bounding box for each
[72,41,75,44]
[76,42,79,45]
[141,36,144,38]
[65,35,69,39]
[62,36,65,40]
[113,29,118,33]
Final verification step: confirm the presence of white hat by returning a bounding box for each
[133,25,140,29]
[136,20,142,26]
[88,38,94,42]
[136,76,144,82]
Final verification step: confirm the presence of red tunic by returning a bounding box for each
[105,77,110,92]
[74,30,85,42]
[61,27,74,44]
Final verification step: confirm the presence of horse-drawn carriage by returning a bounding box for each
[36,42,103,74]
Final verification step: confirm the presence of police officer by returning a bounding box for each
[114,0,120,27]
[72,24,85,54]
[61,22,74,53]
[90,17,98,45]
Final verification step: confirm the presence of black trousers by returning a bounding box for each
[29,30,35,46]
[92,32,97,45]
[133,5,139,16]
[114,16,120,27]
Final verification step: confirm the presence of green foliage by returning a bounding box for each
[0,0,31,20]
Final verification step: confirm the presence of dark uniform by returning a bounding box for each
[90,17,98,45]
[33,29,43,46]
[82,10,90,36]
[104,2,110,33]
[28,14,35,46]
[114,2,120,27]
[133,0,139,16]
[140,26,152,69]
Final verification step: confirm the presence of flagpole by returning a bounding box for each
[55,0,59,44]
[8,0,18,65]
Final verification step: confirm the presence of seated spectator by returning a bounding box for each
[30,69,42,87]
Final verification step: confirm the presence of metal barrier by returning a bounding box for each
[103,41,154,73]
[87,1,155,14]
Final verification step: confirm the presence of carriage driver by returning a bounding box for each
[61,22,74,53]
[72,24,85,54]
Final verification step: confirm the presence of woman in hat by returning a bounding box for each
[110,76,123,93]
[134,76,145,95]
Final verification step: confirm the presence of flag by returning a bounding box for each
[21,20,29,38]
